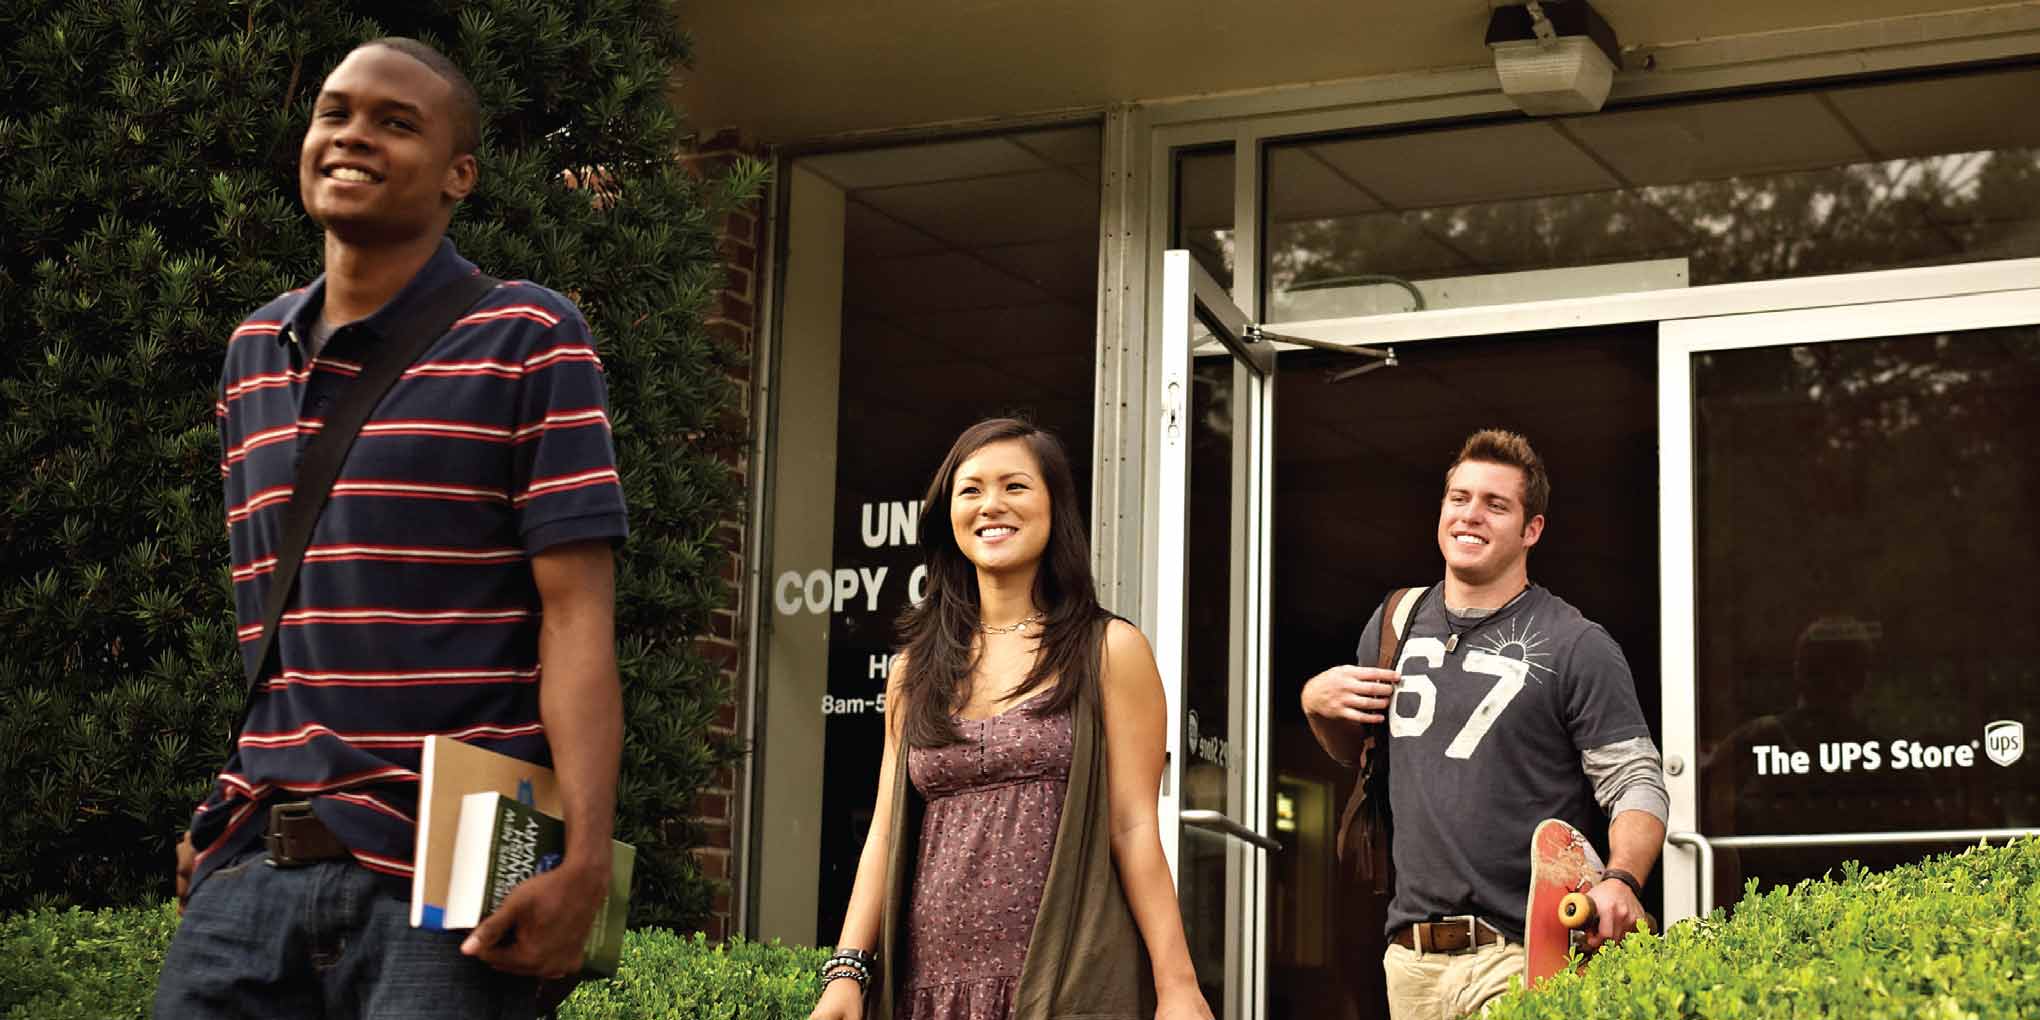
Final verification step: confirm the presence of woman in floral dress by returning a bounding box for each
[810,418,1213,1020]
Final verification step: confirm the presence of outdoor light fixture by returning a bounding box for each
[1485,1,1621,116]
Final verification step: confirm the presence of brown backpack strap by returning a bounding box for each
[1335,585,1428,893]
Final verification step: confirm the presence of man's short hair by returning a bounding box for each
[360,37,481,156]
[1445,429,1550,521]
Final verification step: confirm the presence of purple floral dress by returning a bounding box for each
[899,699,1073,1020]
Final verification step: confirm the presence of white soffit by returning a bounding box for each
[676,0,2033,145]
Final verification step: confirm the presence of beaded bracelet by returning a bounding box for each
[823,966,868,994]
[822,956,873,978]
[820,948,877,993]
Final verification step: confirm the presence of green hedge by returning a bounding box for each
[11,842,2036,1018]
[0,902,179,1020]
[559,931,828,1020]
[0,903,827,1020]
[1490,837,2040,1020]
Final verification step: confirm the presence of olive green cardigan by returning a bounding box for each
[873,690,1156,1020]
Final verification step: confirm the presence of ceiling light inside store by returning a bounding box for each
[1485,1,1621,116]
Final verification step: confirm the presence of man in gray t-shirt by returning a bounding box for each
[1302,430,1668,1020]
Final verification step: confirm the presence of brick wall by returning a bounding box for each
[681,129,765,942]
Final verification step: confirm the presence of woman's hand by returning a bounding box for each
[809,976,864,1020]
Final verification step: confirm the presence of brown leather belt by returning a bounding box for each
[1390,916,1505,954]
[264,801,352,867]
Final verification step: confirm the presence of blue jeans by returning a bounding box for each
[153,849,539,1019]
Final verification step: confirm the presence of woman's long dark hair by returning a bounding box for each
[896,418,1107,747]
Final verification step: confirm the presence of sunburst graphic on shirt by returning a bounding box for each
[1472,615,1555,680]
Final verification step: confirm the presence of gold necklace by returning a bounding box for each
[981,610,1043,635]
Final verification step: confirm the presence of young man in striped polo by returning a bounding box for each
[155,38,626,1018]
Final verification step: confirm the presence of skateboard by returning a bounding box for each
[1523,818,1655,988]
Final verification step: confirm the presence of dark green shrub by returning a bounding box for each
[0,904,827,1020]
[1489,837,2040,1019]
[0,2,763,927]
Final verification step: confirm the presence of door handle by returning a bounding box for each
[1181,809,1281,852]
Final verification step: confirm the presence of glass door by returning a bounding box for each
[1658,285,2040,924]
[1155,248,1278,1020]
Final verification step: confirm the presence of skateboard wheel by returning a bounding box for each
[1558,892,1596,929]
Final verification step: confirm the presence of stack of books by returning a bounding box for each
[411,735,635,977]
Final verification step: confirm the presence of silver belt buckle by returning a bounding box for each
[1443,913,1480,949]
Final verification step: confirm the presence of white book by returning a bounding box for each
[441,791,510,929]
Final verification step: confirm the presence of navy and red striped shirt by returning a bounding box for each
[189,239,628,893]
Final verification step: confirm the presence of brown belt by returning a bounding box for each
[264,801,352,867]
[1390,916,1505,954]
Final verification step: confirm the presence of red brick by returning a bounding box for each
[699,914,728,942]
[721,210,757,244]
[716,290,754,322]
[701,822,731,850]
[704,318,750,348]
[694,849,730,879]
[693,640,738,672]
[714,701,739,731]
[712,888,733,914]
[695,792,730,819]
[722,265,755,301]
[720,236,758,268]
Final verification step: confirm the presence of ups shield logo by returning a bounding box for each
[1984,720,2025,768]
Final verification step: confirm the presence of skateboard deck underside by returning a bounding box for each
[1524,817,1603,988]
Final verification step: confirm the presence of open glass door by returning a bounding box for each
[1155,249,1278,1020]
[1658,285,2040,924]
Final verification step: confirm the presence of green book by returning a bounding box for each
[444,790,635,977]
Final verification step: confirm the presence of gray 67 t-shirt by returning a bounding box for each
[1354,583,1649,942]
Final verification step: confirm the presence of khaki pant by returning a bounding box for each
[1382,939,1526,1020]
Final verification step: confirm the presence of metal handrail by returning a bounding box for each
[1180,809,1283,852]
[1667,827,2039,918]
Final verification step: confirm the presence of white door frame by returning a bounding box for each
[1155,249,1279,1020]
[1655,280,2040,924]
[1148,253,2040,939]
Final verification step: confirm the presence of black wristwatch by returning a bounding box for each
[1600,867,1644,897]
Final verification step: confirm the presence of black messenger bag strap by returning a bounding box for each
[237,272,501,720]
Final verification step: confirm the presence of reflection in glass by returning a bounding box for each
[1176,146,1236,290]
[787,124,1104,943]
[1180,352,1238,1013]
[1264,66,2040,320]
[1694,327,2040,902]
[1265,332,1659,1019]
